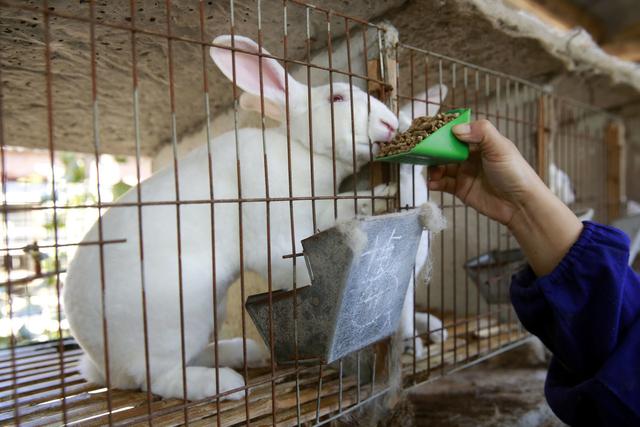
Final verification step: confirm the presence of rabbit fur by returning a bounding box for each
[240,84,451,358]
[548,162,575,205]
[396,86,450,357]
[62,35,399,401]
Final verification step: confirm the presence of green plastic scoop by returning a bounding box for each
[375,108,471,166]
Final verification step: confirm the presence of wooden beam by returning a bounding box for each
[505,0,605,42]
[366,59,392,187]
[606,121,625,222]
[602,39,640,62]
[536,95,549,184]
[602,24,640,62]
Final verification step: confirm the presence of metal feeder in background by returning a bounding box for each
[464,248,527,304]
[465,205,595,304]
[612,214,640,267]
[245,210,424,365]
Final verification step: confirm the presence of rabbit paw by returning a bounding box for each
[404,337,425,359]
[415,312,449,343]
[245,339,270,368]
[202,367,246,400]
[152,366,245,401]
[218,338,270,369]
[357,183,397,215]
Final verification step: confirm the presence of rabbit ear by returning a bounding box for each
[398,84,449,132]
[210,35,305,114]
[238,92,283,121]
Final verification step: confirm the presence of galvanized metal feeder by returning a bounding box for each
[464,248,527,304]
[245,210,424,364]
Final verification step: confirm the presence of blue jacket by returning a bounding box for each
[511,221,640,426]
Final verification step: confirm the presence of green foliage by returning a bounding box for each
[43,214,65,233]
[111,180,132,200]
[60,153,86,183]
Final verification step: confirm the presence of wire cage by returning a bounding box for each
[0,0,618,425]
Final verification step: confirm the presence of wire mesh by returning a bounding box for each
[0,0,616,425]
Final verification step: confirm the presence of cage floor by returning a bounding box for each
[0,315,528,426]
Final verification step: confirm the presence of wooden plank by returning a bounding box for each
[0,382,96,414]
[366,58,392,188]
[0,320,528,425]
[19,390,151,426]
[536,95,549,183]
[606,121,625,221]
[0,349,82,374]
[0,386,98,423]
[0,357,79,384]
[0,374,85,402]
[504,0,604,41]
[602,23,640,62]
[603,39,640,62]
[0,338,77,362]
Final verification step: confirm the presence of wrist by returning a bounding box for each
[507,180,583,276]
[507,179,553,233]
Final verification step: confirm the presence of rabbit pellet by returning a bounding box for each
[378,112,460,157]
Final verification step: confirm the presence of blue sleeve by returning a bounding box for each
[510,221,640,426]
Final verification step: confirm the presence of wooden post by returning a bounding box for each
[606,120,625,221]
[366,58,393,187]
[536,95,549,184]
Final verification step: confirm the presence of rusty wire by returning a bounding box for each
[0,0,615,425]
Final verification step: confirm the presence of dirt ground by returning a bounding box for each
[405,340,565,426]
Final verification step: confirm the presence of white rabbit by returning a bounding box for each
[62,35,399,401]
[397,86,450,358]
[549,162,575,205]
[240,85,451,358]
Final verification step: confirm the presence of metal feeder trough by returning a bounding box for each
[245,210,424,365]
[464,248,527,304]
[612,214,640,267]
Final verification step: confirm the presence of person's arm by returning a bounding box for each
[444,121,582,275]
[429,120,640,426]
[510,222,640,426]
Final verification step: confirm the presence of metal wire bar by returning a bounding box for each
[129,0,154,420]
[254,0,278,424]
[0,28,19,425]
[197,1,223,423]
[227,0,252,420]
[0,193,397,213]
[0,0,617,425]
[88,2,115,422]
[0,238,126,253]
[42,2,68,424]
[164,0,189,422]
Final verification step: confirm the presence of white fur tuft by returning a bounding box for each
[418,201,447,233]
[337,220,368,257]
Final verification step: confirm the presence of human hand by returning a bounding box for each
[428,119,582,276]
[428,120,546,226]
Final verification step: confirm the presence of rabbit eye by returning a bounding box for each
[330,94,345,103]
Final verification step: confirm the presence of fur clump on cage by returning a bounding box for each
[0,0,617,425]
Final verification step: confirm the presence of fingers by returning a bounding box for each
[428,165,445,181]
[428,164,459,181]
[428,164,460,196]
[427,175,456,195]
[452,119,516,160]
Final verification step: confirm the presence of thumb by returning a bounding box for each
[452,119,516,159]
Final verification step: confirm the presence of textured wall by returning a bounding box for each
[0,0,404,156]
[3,0,639,159]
